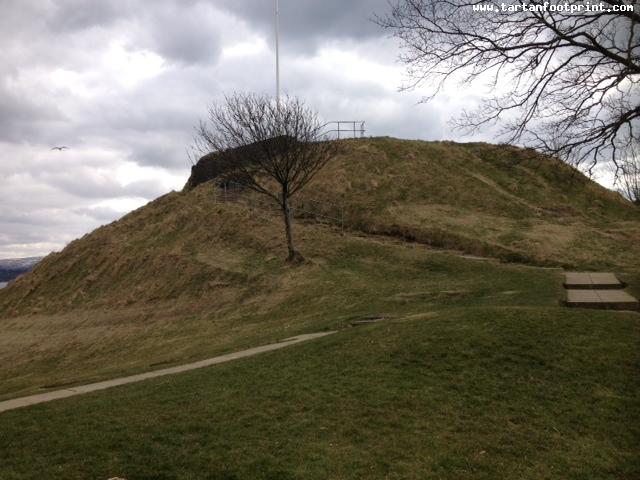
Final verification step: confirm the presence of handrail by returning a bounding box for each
[320,121,366,139]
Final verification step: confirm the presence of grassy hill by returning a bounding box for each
[4,137,637,319]
[0,138,638,478]
[0,137,638,398]
[295,138,640,269]
[0,182,572,400]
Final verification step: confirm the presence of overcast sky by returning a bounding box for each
[0,0,613,258]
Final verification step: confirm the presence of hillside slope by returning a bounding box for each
[0,180,573,400]
[9,136,638,318]
[187,138,639,268]
[0,137,638,400]
[296,138,640,269]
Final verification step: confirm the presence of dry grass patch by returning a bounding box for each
[298,137,640,269]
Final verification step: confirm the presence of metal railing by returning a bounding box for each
[321,121,366,139]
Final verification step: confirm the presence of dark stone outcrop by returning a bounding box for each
[184,151,241,190]
[184,136,298,190]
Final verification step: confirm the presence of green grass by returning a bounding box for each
[1,307,638,479]
[0,235,564,401]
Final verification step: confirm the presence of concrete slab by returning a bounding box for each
[566,290,600,304]
[589,273,624,289]
[564,272,624,289]
[597,290,640,304]
[566,289,639,311]
[564,272,593,287]
[0,331,336,414]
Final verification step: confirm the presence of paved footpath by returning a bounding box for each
[0,332,335,414]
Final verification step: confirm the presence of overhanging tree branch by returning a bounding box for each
[376,0,640,172]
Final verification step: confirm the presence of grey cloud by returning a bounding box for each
[122,133,193,170]
[3,1,221,69]
[0,84,67,144]
[72,206,130,223]
[0,2,52,40]
[219,0,392,52]
[140,3,222,65]
[0,206,109,257]
[34,170,167,200]
[46,0,125,31]
[0,208,93,230]
[0,2,118,73]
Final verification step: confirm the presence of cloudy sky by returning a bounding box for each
[0,0,612,258]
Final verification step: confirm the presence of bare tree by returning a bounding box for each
[616,140,640,204]
[377,0,640,174]
[193,93,336,262]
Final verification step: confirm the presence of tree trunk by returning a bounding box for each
[281,196,301,262]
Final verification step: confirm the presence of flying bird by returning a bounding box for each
[50,146,70,151]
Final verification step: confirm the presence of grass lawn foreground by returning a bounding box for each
[1,306,639,479]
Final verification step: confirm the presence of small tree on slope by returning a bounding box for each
[193,93,337,262]
[617,142,640,205]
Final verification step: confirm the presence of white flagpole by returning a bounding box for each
[275,0,280,105]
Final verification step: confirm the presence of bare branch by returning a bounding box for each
[376,0,640,173]
[191,93,337,261]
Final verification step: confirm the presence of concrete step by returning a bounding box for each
[564,272,624,290]
[566,289,639,311]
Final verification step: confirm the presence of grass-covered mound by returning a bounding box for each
[297,138,640,269]
[5,137,637,320]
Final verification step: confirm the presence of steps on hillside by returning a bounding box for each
[566,289,640,310]
[564,272,624,289]
[564,272,639,311]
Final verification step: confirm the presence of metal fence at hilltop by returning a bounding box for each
[210,120,366,228]
[321,121,366,139]
[213,180,346,232]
